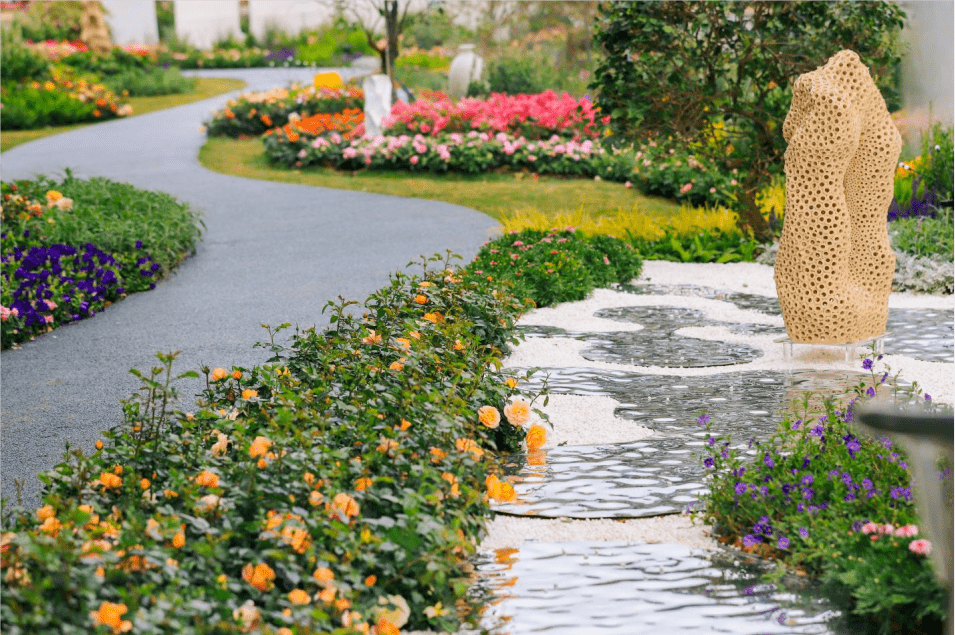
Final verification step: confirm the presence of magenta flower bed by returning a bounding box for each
[355,91,609,141]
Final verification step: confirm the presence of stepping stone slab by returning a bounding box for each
[477,541,840,634]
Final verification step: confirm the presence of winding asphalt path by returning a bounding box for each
[1,68,499,511]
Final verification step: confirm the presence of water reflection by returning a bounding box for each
[476,541,841,634]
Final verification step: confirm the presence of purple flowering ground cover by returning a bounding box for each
[1,175,201,349]
[699,351,950,632]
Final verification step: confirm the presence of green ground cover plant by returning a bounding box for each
[1,77,246,152]
[1,230,640,633]
[1,174,202,349]
[699,352,951,633]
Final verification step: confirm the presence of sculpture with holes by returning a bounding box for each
[775,50,901,345]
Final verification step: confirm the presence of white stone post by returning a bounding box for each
[101,0,159,45]
[173,0,242,50]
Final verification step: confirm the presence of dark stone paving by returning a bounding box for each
[477,542,839,633]
[1,68,500,510]
[621,282,953,362]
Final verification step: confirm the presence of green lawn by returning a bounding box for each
[1,77,246,152]
[199,136,698,232]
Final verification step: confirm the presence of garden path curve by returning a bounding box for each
[0,68,499,510]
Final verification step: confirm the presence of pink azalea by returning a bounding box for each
[45,300,57,310]
[512,241,524,246]
[410,155,419,165]
[894,524,919,537]
[909,539,932,556]
[44,315,54,324]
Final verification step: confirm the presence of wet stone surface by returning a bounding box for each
[490,369,869,519]
[618,282,952,362]
[477,542,840,634]
[493,437,710,518]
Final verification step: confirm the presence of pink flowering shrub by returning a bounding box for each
[374,91,609,141]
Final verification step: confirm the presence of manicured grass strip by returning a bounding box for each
[0,78,246,152]
[198,136,686,225]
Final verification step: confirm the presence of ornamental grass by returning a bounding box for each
[1,233,643,634]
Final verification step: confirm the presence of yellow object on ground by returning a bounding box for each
[314,72,344,90]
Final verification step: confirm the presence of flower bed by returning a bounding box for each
[700,354,950,631]
[0,233,641,634]
[205,85,364,138]
[1,176,202,349]
[370,91,607,141]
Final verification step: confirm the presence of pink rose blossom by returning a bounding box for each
[44,315,54,324]
[409,155,419,165]
[680,183,693,194]
[909,539,932,556]
[512,241,524,246]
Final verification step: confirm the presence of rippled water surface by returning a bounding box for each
[477,542,841,634]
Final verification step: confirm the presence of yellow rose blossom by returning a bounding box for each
[309,490,324,506]
[233,599,260,630]
[361,331,382,345]
[248,436,272,458]
[288,588,310,605]
[89,601,132,633]
[195,470,219,488]
[98,472,122,489]
[430,447,447,462]
[303,472,315,485]
[424,602,449,618]
[422,312,442,323]
[375,595,410,628]
[242,562,276,591]
[478,405,501,429]
[330,493,359,520]
[453,339,465,350]
[399,419,411,431]
[503,399,532,427]
[313,566,335,586]
[210,367,228,381]
[210,430,229,456]
[527,449,547,466]
[95,439,104,450]
[140,478,150,489]
[172,525,186,549]
[163,488,178,498]
[232,370,242,380]
[241,388,258,400]
[505,377,518,389]
[388,361,404,372]
[455,437,485,459]
[45,190,63,203]
[413,294,428,304]
[36,505,55,521]
[354,477,373,491]
[39,516,62,534]
[394,337,410,350]
[418,281,432,288]
[525,424,547,451]
[364,574,377,587]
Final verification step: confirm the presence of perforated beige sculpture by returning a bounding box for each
[775,50,900,343]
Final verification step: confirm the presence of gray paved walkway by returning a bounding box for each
[1,68,499,510]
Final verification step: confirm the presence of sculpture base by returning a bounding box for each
[775,334,885,365]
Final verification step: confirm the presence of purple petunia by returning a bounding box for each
[734,482,747,495]
[697,413,711,426]
[798,527,809,538]
[777,536,790,549]
[742,534,760,547]
[862,358,873,370]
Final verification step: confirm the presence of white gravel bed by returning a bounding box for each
[536,394,654,447]
[483,262,952,554]
[478,514,718,551]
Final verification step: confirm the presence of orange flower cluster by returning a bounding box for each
[242,562,276,591]
[262,510,312,554]
[277,108,365,142]
[485,474,516,502]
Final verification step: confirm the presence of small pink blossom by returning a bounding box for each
[909,539,932,556]
[709,187,717,194]
[409,155,419,165]
[512,241,524,247]
[895,524,919,538]
[680,182,693,194]
[860,522,880,535]
[603,255,610,265]
[45,300,57,310]
[624,181,632,189]
[44,315,54,324]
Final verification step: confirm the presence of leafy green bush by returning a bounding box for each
[484,50,558,96]
[0,246,551,633]
[0,32,50,84]
[8,0,83,42]
[889,206,955,259]
[1,175,202,348]
[918,123,954,202]
[590,1,906,240]
[294,21,374,65]
[104,67,197,97]
[468,229,643,307]
[0,86,98,129]
[60,48,153,77]
[699,352,950,632]
[627,227,762,263]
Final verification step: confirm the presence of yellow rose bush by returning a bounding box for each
[1,239,640,633]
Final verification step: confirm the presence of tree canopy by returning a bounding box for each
[590,1,906,239]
